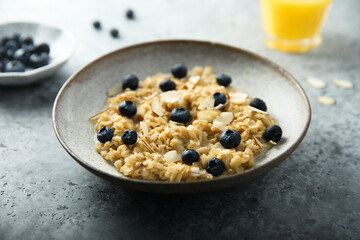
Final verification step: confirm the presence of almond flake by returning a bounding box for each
[106,82,123,97]
[198,95,215,110]
[316,96,336,105]
[185,75,201,89]
[160,90,182,103]
[164,150,181,162]
[197,110,220,122]
[249,106,269,114]
[140,121,149,137]
[332,79,353,89]
[211,142,224,151]
[151,97,164,116]
[169,120,184,125]
[214,103,226,110]
[212,120,227,131]
[252,135,264,150]
[141,138,155,153]
[306,77,326,89]
[269,140,277,145]
[89,108,109,121]
[189,166,206,177]
[215,112,234,125]
[229,92,248,103]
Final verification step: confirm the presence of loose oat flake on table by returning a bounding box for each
[90,65,282,182]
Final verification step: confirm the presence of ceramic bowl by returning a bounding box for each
[53,40,311,193]
[0,22,75,86]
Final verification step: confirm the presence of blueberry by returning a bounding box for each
[126,9,135,19]
[122,74,139,90]
[119,100,137,117]
[250,98,267,111]
[159,78,176,92]
[212,92,227,107]
[32,43,50,54]
[5,49,15,59]
[216,73,232,87]
[4,40,19,51]
[181,149,200,164]
[206,157,225,176]
[0,47,5,59]
[0,62,4,72]
[1,37,10,46]
[121,129,138,145]
[13,48,30,63]
[97,126,114,143]
[19,35,34,46]
[170,107,190,123]
[171,63,187,78]
[4,60,25,72]
[110,29,119,38]
[29,52,49,68]
[220,129,241,149]
[265,125,282,143]
[12,33,21,44]
[93,21,101,29]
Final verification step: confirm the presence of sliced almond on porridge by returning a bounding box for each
[151,97,164,116]
[269,140,277,145]
[89,107,109,121]
[140,121,149,137]
[160,90,182,103]
[185,75,201,89]
[229,92,248,103]
[332,79,353,89]
[212,120,227,131]
[189,166,206,177]
[211,142,225,151]
[106,82,123,97]
[252,135,264,150]
[316,96,336,105]
[215,112,234,125]
[198,95,215,110]
[214,103,226,110]
[249,106,269,114]
[141,138,155,153]
[164,150,181,162]
[306,77,326,88]
[197,110,220,122]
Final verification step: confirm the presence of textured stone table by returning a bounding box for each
[1,0,359,239]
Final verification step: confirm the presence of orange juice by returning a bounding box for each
[260,0,332,52]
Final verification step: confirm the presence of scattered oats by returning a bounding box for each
[229,92,248,103]
[164,150,181,162]
[140,121,148,137]
[252,135,264,150]
[215,112,234,125]
[185,75,201,89]
[89,107,109,121]
[211,142,224,151]
[144,92,157,100]
[332,79,353,89]
[151,97,164,116]
[212,120,227,131]
[249,106,269,114]
[198,95,215,110]
[316,96,336,105]
[160,90,182,103]
[106,82,123,97]
[197,110,220,122]
[306,77,326,89]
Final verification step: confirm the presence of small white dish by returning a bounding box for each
[0,22,75,86]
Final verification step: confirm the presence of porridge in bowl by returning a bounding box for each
[90,64,282,182]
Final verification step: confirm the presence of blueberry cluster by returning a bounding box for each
[0,34,50,73]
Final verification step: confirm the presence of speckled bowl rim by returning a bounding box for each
[0,21,75,77]
[52,39,311,191]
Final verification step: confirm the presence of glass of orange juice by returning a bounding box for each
[259,0,333,53]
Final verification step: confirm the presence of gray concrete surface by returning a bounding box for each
[1,0,359,239]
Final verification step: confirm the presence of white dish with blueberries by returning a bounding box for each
[0,22,75,86]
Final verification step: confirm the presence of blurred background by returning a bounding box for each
[1,0,359,239]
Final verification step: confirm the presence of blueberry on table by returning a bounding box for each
[93,21,101,29]
[32,43,50,54]
[29,52,49,68]
[171,63,187,78]
[119,100,137,117]
[110,29,119,38]
[126,9,135,20]
[159,78,176,92]
[212,92,227,107]
[250,98,267,111]
[216,73,232,87]
[13,48,29,63]
[220,129,241,149]
[122,74,139,90]
[170,107,191,123]
[206,157,225,176]
[121,129,138,145]
[181,149,200,164]
[4,60,25,72]
[97,126,114,143]
[265,125,282,143]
